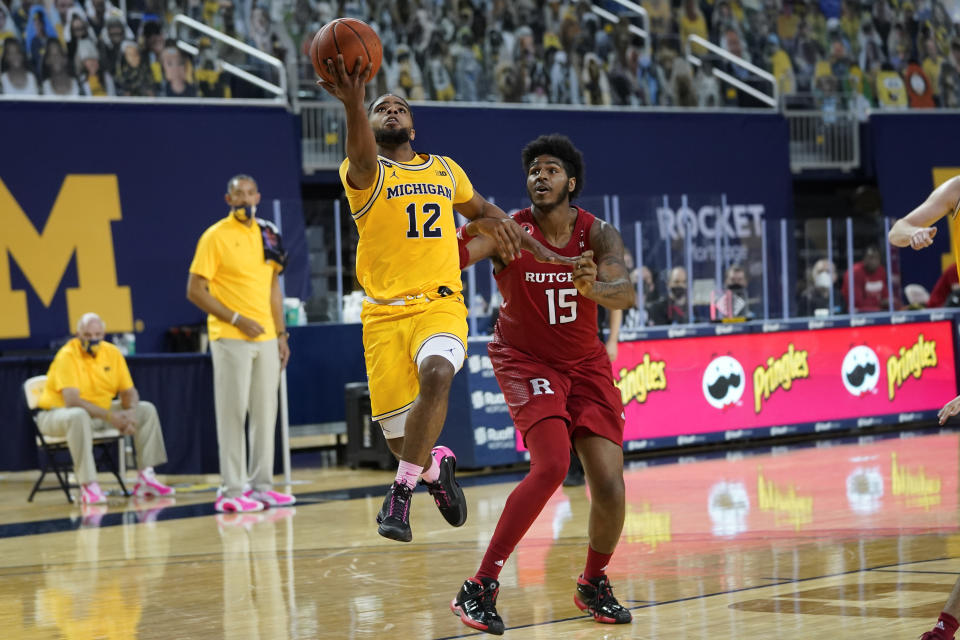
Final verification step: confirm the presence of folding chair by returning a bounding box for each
[24,376,129,503]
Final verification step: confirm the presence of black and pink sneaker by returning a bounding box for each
[422,445,468,527]
[377,481,413,542]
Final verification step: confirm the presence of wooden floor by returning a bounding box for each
[1,429,959,639]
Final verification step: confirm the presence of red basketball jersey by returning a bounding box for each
[491,207,601,366]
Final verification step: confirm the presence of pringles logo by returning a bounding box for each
[841,345,881,396]
[702,355,746,409]
[616,353,667,406]
[886,334,938,401]
[752,343,809,413]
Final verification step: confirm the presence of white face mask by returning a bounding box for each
[815,271,833,289]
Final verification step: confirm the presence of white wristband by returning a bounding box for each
[230,311,240,325]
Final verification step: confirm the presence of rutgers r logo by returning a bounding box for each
[0,175,133,338]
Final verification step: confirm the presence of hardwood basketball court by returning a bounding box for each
[0,427,956,639]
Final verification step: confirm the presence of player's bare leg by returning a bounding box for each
[922,577,960,639]
[377,355,462,541]
[573,433,632,624]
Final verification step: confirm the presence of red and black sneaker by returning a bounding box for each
[451,577,505,635]
[422,446,468,527]
[376,482,413,542]
[574,574,633,624]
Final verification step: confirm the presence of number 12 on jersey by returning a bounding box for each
[406,202,442,238]
[545,288,578,325]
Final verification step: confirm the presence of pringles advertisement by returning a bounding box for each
[612,321,957,442]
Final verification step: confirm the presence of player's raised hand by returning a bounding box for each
[572,250,597,296]
[909,226,937,250]
[317,54,371,106]
[939,394,960,425]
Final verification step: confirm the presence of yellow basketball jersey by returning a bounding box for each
[339,153,474,301]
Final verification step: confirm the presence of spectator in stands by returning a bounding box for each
[841,245,889,312]
[452,26,482,102]
[681,0,709,55]
[798,258,845,316]
[195,37,230,98]
[717,263,754,319]
[695,56,722,106]
[581,51,611,105]
[922,36,944,103]
[84,0,113,39]
[114,40,154,96]
[35,312,174,506]
[550,49,580,104]
[425,37,455,101]
[927,263,960,308]
[141,20,165,90]
[159,44,196,98]
[941,61,960,107]
[386,43,425,100]
[4,36,39,95]
[100,15,129,75]
[75,38,114,95]
[50,0,76,42]
[636,48,663,105]
[648,266,691,325]
[0,3,19,43]
[25,5,57,76]
[41,38,79,96]
[64,7,95,62]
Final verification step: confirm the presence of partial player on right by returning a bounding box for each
[450,134,635,635]
[888,174,960,640]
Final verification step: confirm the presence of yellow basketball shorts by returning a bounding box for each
[361,296,468,421]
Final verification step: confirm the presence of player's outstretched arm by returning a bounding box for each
[461,218,576,268]
[889,176,960,250]
[317,54,378,189]
[573,221,636,310]
[455,193,524,263]
[939,394,960,425]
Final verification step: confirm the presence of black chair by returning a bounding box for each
[24,376,129,503]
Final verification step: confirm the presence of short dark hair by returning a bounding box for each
[521,134,585,200]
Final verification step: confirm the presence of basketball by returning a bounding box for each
[309,18,382,84]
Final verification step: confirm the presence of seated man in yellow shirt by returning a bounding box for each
[36,312,174,505]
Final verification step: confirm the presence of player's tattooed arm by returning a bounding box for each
[573,221,636,310]
[890,176,960,250]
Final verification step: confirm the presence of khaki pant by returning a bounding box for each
[36,400,168,485]
[211,338,280,497]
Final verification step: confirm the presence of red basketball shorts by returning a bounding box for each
[487,340,625,447]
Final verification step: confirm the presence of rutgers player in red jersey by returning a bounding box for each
[449,135,636,634]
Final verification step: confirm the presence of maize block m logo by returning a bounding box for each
[0,175,132,339]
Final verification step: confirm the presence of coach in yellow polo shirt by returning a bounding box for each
[187,174,295,513]
[37,312,173,505]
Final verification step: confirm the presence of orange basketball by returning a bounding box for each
[309,18,382,84]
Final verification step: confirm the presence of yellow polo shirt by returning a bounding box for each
[38,339,134,410]
[189,214,277,342]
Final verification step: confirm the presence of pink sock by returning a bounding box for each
[396,461,423,489]
[421,456,440,483]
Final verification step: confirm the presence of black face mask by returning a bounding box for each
[80,338,101,356]
[670,287,687,300]
[727,284,746,297]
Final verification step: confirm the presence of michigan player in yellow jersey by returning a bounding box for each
[319,54,572,542]
[889,174,960,640]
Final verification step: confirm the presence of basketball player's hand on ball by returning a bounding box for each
[909,226,937,250]
[938,394,960,425]
[572,251,597,296]
[317,54,371,105]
